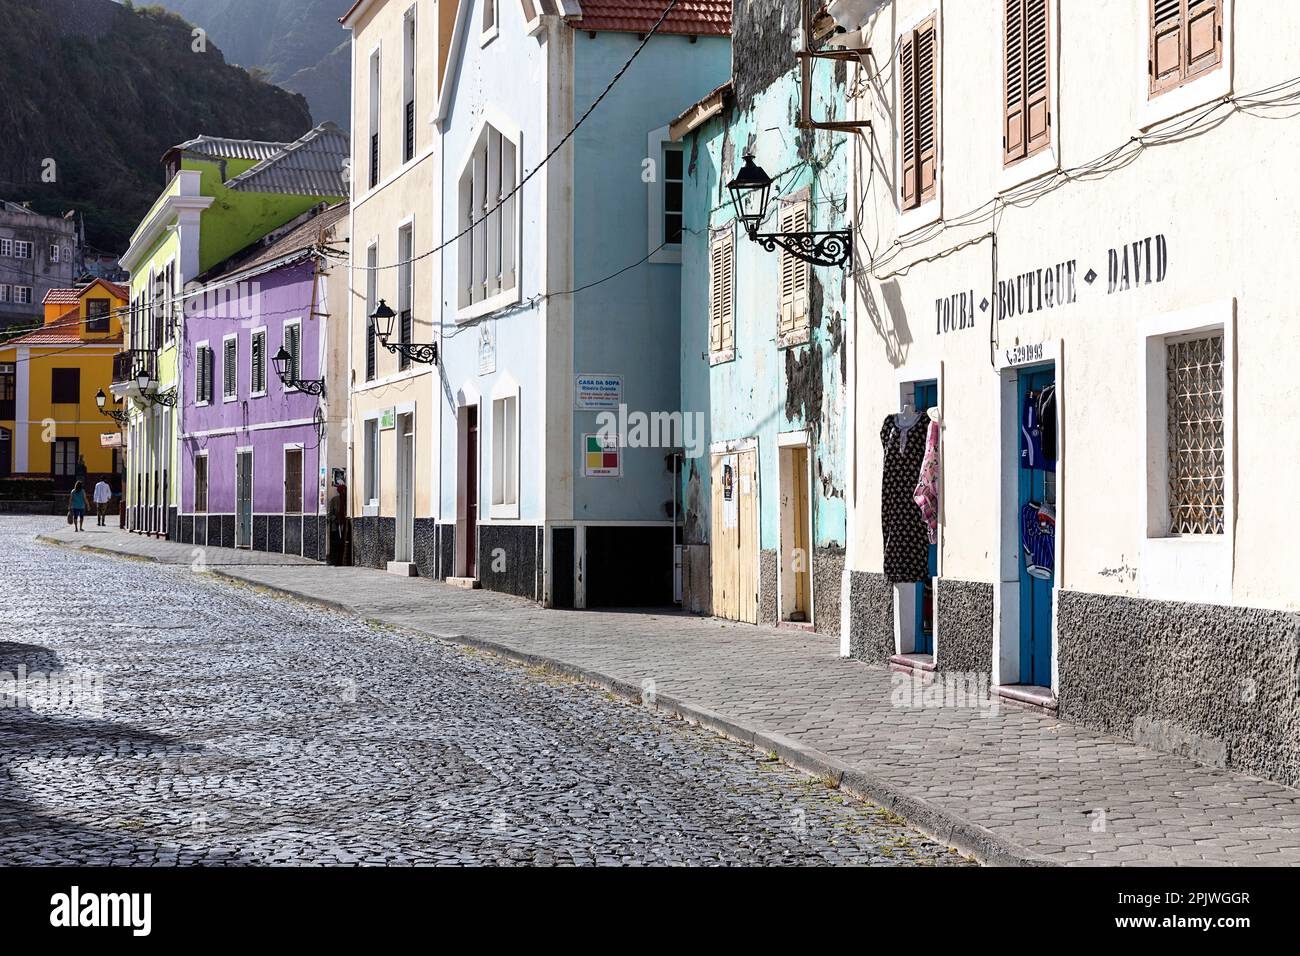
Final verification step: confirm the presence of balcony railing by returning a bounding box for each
[112,348,157,388]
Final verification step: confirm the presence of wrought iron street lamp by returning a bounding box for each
[95,388,129,426]
[370,298,438,365]
[726,153,853,269]
[272,346,325,396]
[133,368,176,406]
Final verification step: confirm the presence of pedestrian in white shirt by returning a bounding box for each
[93,479,112,527]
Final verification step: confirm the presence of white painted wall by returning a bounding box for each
[849,0,1300,611]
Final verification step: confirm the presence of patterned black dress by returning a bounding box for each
[880,414,929,583]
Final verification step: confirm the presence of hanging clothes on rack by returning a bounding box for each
[913,418,940,545]
[1020,386,1057,471]
[880,412,929,583]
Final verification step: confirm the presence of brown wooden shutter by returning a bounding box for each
[915,19,938,203]
[1024,0,1051,155]
[1185,0,1222,81]
[1004,0,1027,165]
[1150,0,1185,96]
[899,32,918,209]
[1150,0,1221,98]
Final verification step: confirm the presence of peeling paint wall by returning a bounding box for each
[679,0,849,623]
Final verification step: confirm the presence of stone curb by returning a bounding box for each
[42,536,1057,867]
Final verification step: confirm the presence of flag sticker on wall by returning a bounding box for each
[583,433,621,477]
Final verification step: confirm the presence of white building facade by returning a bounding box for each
[840,0,1300,788]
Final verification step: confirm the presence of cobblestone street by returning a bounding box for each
[0,518,966,866]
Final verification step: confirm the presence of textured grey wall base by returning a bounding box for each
[759,549,778,625]
[936,578,993,675]
[681,544,711,614]
[1058,590,1300,789]
[813,546,844,638]
[846,570,894,664]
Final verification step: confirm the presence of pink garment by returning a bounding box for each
[912,420,940,544]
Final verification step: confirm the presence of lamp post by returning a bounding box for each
[133,368,176,406]
[95,388,129,425]
[272,346,325,396]
[370,298,438,365]
[726,153,853,269]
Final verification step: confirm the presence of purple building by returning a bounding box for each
[177,203,349,559]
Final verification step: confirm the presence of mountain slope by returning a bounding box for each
[0,0,316,252]
[145,0,351,129]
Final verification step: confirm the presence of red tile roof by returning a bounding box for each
[40,279,129,306]
[570,0,731,36]
[4,327,122,347]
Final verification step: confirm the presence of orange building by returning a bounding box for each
[0,279,128,488]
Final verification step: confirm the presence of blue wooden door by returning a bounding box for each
[1017,368,1055,686]
[913,381,938,655]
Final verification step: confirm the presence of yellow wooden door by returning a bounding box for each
[737,448,759,624]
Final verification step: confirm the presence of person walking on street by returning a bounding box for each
[93,478,112,527]
[69,481,87,532]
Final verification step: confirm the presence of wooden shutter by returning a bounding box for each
[205,348,214,404]
[900,19,938,208]
[708,232,734,357]
[899,32,918,208]
[1150,0,1221,97]
[224,339,236,397]
[288,324,301,382]
[778,200,810,342]
[196,347,207,403]
[1185,0,1222,81]
[1005,0,1051,165]
[1150,0,1184,95]
[251,332,265,393]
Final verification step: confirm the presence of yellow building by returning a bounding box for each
[0,279,128,488]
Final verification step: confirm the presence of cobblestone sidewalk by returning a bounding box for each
[40,527,1300,865]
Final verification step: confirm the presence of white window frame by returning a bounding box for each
[195,339,210,407]
[481,0,499,45]
[283,442,306,515]
[49,244,60,262]
[402,5,418,165]
[249,326,268,399]
[14,286,32,305]
[367,45,382,194]
[162,259,177,345]
[282,318,303,393]
[193,451,209,514]
[893,6,943,237]
[1137,299,1235,605]
[0,239,11,257]
[456,111,522,322]
[647,125,684,264]
[490,378,520,518]
[222,333,239,403]
[0,285,10,303]
[14,241,31,260]
[1138,0,1233,130]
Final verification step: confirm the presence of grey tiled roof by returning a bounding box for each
[170,134,290,162]
[224,122,349,198]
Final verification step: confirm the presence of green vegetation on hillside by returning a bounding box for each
[0,0,317,253]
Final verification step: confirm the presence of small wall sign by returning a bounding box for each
[575,374,622,410]
[583,433,621,477]
[379,408,395,430]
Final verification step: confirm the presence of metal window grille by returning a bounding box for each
[1167,333,1225,535]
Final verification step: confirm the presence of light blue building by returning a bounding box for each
[672,2,852,636]
[431,0,731,606]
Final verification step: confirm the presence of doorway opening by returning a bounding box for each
[454,404,479,580]
[394,412,415,566]
[709,444,759,624]
[778,439,813,626]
